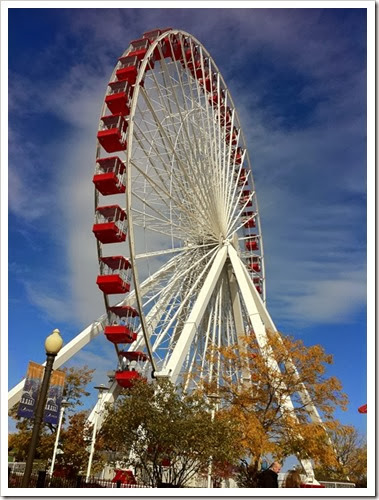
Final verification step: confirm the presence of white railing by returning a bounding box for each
[8,462,26,473]
[320,481,356,488]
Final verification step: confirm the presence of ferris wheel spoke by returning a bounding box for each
[132,116,215,239]
[159,57,199,161]
[225,190,257,241]
[168,46,233,232]
[148,246,221,356]
[159,57,220,208]
[134,242,215,261]
[224,118,244,221]
[155,245,228,382]
[172,46,213,171]
[225,135,251,228]
[182,339,200,391]
[131,245,221,361]
[141,246,219,308]
[130,154,212,237]
[181,46,221,201]
[130,282,181,355]
[139,86,215,224]
[225,167,252,231]
[143,252,219,367]
[130,187,181,228]
[132,115,190,206]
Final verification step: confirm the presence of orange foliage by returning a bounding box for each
[200,331,348,473]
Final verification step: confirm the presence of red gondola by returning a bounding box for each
[240,190,252,207]
[245,237,259,251]
[116,55,140,84]
[118,351,148,362]
[226,126,238,146]
[92,156,126,196]
[128,38,151,61]
[97,114,128,153]
[208,93,220,107]
[199,73,216,93]
[233,147,244,165]
[105,80,134,115]
[249,257,261,273]
[108,305,139,318]
[300,484,325,488]
[115,370,145,388]
[252,277,262,294]
[142,27,172,42]
[143,28,182,60]
[219,106,232,128]
[112,469,136,485]
[243,211,256,228]
[104,306,139,344]
[96,256,131,294]
[104,326,137,344]
[92,205,127,244]
[236,168,247,186]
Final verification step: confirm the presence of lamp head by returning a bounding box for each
[94,384,109,397]
[45,328,63,355]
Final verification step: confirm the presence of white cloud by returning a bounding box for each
[8,8,367,336]
[24,282,73,323]
[69,339,116,385]
[272,270,366,326]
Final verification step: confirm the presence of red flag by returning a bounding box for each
[358,404,367,414]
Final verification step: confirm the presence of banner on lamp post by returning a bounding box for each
[43,369,66,425]
[17,361,44,419]
[17,362,66,424]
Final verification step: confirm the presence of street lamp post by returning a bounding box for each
[85,384,109,482]
[207,394,220,488]
[49,399,69,476]
[21,329,63,487]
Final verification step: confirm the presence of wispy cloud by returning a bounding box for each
[24,282,73,323]
[8,8,366,335]
[276,271,366,326]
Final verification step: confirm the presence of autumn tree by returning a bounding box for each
[313,425,367,487]
[8,365,94,466]
[201,332,348,486]
[99,378,241,487]
[53,410,106,478]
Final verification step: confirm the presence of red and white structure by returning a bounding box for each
[9,29,325,484]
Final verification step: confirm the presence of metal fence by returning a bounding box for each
[8,470,148,488]
[319,481,356,488]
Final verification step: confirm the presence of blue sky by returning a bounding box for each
[6,4,370,449]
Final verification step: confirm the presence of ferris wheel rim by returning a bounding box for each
[94,28,266,383]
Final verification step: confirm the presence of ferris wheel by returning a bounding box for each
[93,28,266,389]
[8,28,325,483]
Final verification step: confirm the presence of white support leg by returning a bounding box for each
[155,245,228,383]
[227,245,317,483]
[8,319,106,409]
[227,263,251,385]
[87,379,121,426]
[8,258,178,410]
[228,245,323,424]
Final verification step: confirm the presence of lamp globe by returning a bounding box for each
[45,328,63,354]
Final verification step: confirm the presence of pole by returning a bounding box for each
[86,386,108,481]
[21,353,57,487]
[49,402,67,476]
[85,403,99,482]
[207,406,215,488]
[206,394,219,488]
